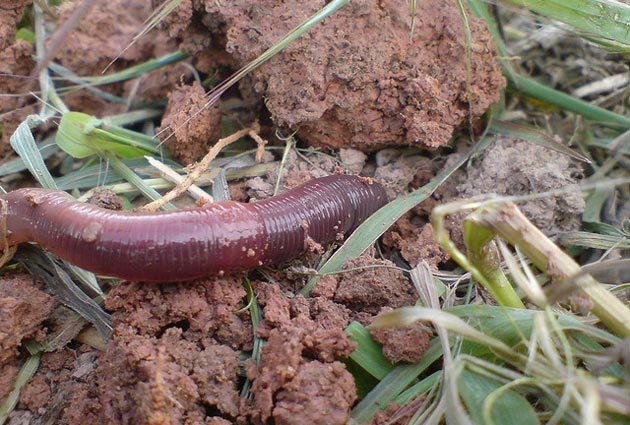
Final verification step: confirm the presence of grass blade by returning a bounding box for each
[350,341,443,423]
[9,116,57,189]
[507,74,630,130]
[0,353,40,424]
[458,368,540,425]
[500,0,630,47]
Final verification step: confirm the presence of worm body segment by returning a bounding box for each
[0,175,387,282]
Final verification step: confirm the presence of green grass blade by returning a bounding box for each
[9,116,57,189]
[350,341,443,423]
[500,0,630,47]
[0,137,58,177]
[0,353,40,424]
[104,153,177,209]
[52,51,189,86]
[394,370,442,405]
[458,368,540,425]
[507,74,630,130]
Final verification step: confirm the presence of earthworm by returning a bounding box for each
[0,175,387,282]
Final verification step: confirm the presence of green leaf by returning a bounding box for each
[15,27,35,43]
[500,0,630,48]
[345,321,394,380]
[350,341,443,423]
[56,112,164,159]
[507,75,630,130]
[10,116,57,189]
[458,369,540,425]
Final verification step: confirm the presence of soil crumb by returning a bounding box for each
[333,255,417,322]
[87,188,123,210]
[157,81,222,165]
[0,275,54,366]
[370,322,432,364]
[384,219,449,269]
[449,136,586,236]
[249,282,357,424]
[96,277,250,424]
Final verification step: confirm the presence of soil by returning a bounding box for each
[162,0,505,151]
[157,81,222,165]
[0,0,590,424]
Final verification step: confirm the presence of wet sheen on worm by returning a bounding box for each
[0,175,387,282]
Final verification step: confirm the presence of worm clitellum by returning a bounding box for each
[0,175,387,282]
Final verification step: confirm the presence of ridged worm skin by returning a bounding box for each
[0,175,387,282]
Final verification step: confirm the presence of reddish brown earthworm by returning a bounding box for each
[0,175,387,282]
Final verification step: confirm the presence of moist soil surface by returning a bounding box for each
[0,1,587,424]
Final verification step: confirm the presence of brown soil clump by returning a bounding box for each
[97,277,250,423]
[370,324,432,364]
[157,81,222,165]
[384,218,449,269]
[162,0,505,151]
[439,136,586,246]
[0,275,54,365]
[0,0,36,153]
[249,282,357,424]
[333,255,417,321]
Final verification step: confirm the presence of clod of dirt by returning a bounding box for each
[87,188,123,210]
[53,0,154,75]
[310,274,338,299]
[333,255,417,319]
[157,81,222,165]
[50,0,186,117]
[339,148,368,174]
[0,275,54,365]
[94,277,250,423]
[99,326,241,423]
[244,176,275,201]
[9,348,103,424]
[384,219,449,269]
[249,282,356,424]
[18,375,50,410]
[165,0,505,151]
[373,151,438,198]
[450,136,586,235]
[0,364,18,405]
[370,323,432,364]
[104,278,250,349]
[0,0,36,153]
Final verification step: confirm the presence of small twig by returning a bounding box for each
[140,123,266,212]
[144,156,212,203]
